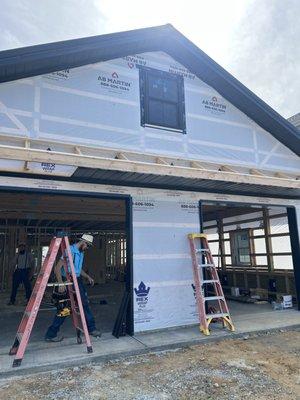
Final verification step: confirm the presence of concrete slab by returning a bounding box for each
[1,303,300,378]
[0,333,146,376]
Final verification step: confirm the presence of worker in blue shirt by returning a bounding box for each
[45,234,101,342]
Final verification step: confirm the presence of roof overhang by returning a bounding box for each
[71,167,300,200]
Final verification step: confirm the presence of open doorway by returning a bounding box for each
[201,202,298,320]
[0,190,132,348]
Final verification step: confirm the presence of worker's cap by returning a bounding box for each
[80,234,94,246]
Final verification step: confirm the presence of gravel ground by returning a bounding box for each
[0,329,299,400]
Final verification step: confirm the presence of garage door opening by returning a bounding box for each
[0,190,132,348]
[201,202,298,321]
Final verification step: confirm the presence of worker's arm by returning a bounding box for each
[54,259,65,293]
[80,269,94,286]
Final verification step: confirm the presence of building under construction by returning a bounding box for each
[0,25,299,357]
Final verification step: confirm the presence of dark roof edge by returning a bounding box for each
[0,24,171,83]
[0,24,172,59]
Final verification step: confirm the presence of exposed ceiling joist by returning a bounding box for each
[0,142,298,190]
[249,168,265,177]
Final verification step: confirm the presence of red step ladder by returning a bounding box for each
[188,233,235,336]
[9,236,93,367]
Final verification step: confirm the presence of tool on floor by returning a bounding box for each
[9,235,93,367]
[188,233,235,336]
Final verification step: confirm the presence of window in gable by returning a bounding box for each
[139,66,186,133]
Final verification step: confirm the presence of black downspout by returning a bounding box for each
[287,207,300,311]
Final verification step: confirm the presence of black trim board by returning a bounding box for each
[0,24,299,156]
[287,207,300,310]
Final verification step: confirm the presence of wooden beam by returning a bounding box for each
[219,165,237,173]
[23,161,30,171]
[190,161,204,169]
[263,208,274,272]
[115,152,128,160]
[206,212,287,229]
[217,219,226,272]
[249,168,265,176]
[274,172,291,179]
[156,157,169,165]
[0,144,298,189]
[23,140,30,171]
[74,146,82,155]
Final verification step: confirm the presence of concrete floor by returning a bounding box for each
[0,294,300,376]
[0,281,125,347]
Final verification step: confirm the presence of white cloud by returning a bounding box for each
[97,0,247,63]
[227,0,300,117]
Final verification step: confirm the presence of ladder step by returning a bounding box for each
[202,279,219,284]
[16,333,23,342]
[206,312,229,319]
[76,327,83,332]
[196,248,210,253]
[205,296,224,301]
[198,264,214,268]
[47,282,73,287]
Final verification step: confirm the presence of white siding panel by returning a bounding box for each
[133,198,199,332]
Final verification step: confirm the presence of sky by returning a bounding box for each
[1,0,299,118]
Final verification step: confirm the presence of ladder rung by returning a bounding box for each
[198,264,214,268]
[76,327,83,332]
[16,333,23,342]
[205,296,224,301]
[196,248,210,253]
[206,312,229,319]
[47,282,73,287]
[202,279,219,284]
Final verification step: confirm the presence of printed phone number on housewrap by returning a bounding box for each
[180,204,199,209]
[134,202,155,207]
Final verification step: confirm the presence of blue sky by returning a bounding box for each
[1,0,299,117]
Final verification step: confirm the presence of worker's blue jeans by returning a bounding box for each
[45,277,96,339]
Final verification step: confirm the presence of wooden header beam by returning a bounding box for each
[0,141,298,189]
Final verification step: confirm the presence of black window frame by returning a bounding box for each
[139,66,186,133]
